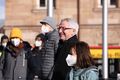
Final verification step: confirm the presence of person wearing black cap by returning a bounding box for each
[40,16,59,80]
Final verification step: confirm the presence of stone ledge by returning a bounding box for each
[3,25,41,30]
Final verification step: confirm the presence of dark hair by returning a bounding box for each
[23,41,32,51]
[1,35,9,43]
[35,33,45,41]
[71,41,95,68]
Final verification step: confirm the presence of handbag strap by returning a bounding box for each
[46,65,54,80]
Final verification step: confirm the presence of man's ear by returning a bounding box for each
[73,29,76,34]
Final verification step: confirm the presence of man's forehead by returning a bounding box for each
[59,21,69,27]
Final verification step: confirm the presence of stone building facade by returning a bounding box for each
[4,0,120,46]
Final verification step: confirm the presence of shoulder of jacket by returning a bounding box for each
[85,68,98,75]
[80,68,98,79]
[74,66,98,76]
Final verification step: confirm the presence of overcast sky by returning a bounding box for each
[0,0,5,19]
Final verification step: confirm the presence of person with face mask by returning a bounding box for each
[39,16,59,80]
[1,28,30,80]
[0,35,9,48]
[65,41,99,80]
[0,35,9,56]
[0,35,9,80]
[27,33,45,80]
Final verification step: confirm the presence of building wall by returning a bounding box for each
[5,0,44,44]
[79,0,120,46]
[4,0,120,46]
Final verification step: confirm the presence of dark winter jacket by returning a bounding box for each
[52,35,79,80]
[27,47,44,80]
[1,42,29,80]
[0,46,6,80]
[40,30,59,80]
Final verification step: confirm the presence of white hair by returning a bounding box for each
[61,18,79,34]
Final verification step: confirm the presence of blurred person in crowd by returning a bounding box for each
[0,35,9,48]
[23,41,32,51]
[27,33,45,80]
[39,16,59,80]
[52,18,79,80]
[65,41,99,80]
[0,35,9,80]
[1,28,30,80]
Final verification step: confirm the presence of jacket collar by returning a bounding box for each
[63,35,79,44]
[45,29,56,40]
[66,35,78,43]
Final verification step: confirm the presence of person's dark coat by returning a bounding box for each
[41,30,59,80]
[0,45,6,80]
[27,47,44,80]
[52,35,79,80]
[2,42,28,80]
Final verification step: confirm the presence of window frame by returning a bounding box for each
[98,0,117,8]
[36,0,56,9]
[36,0,47,9]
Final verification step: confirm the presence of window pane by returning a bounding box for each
[53,0,56,8]
[110,0,116,5]
[101,0,103,5]
[39,0,56,8]
[100,0,117,6]
[40,0,46,7]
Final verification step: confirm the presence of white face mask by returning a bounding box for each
[66,54,77,66]
[41,25,50,34]
[11,38,21,47]
[2,43,7,47]
[35,41,42,47]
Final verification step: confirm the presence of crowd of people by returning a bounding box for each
[0,17,99,80]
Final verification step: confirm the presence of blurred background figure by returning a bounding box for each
[0,35,9,80]
[0,35,9,48]
[0,35,9,62]
[27,33,45,80]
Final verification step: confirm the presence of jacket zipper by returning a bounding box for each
[12,58,17,80]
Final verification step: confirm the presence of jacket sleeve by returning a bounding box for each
[41,31,59,80]
[54,38,59,55]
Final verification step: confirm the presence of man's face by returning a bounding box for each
[58,20,75,41]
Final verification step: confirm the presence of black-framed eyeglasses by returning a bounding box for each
[58,27,73,31]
